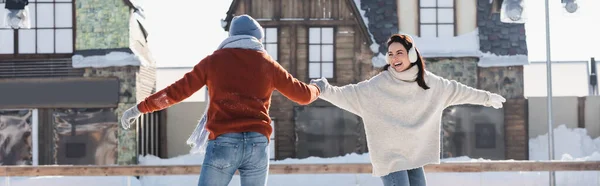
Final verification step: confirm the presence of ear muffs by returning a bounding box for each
[404,34,418,63]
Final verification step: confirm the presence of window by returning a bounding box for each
[308,27,334,79]
[0,0,74,55]
[293,106,368,158]
[262,28,278,61]
[419,0,455,37]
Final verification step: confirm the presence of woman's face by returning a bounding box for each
[387,42,411,72]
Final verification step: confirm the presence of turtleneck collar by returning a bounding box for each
[389,65,419,81]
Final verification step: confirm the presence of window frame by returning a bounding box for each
[261,27,279,62]
[306,26,336,82]
[417,0,456,38]
[0,0,76,60]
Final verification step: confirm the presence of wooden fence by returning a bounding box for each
[1,161,600,176]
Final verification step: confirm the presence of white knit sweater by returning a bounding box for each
[317,66,493,177]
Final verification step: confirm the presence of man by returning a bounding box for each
[120,14,320,186]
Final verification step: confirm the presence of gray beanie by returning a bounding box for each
[228,14,264,41]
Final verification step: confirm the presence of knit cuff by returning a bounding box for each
[483,91,493,107]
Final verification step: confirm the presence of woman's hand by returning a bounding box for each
[121,105,142,129]
[485,93,506,109]
[310,77,329,93]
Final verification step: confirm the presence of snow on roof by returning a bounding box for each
[365,28,484,68]
[72,51,143,68]
[352,0,379,53]
[352,0,387,68]
[478,51,529,67]
[413,29,481,58]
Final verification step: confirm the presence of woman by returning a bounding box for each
[310,34,505,186]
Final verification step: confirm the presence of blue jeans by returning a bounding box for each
[198,132,270,186]
[381,167,427,186]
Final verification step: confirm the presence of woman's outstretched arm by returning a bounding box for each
[310,77,371,116]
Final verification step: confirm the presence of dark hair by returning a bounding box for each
[379,34,430,90]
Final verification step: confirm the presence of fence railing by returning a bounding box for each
[1,161,600,176]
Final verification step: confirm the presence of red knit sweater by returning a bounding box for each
[137,48,320,140]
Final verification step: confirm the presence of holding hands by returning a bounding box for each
[310,77,329,93]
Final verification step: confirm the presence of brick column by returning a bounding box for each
[504,98,528,160]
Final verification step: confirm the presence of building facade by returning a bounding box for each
[0,0,158,165]
[223,0,529,161]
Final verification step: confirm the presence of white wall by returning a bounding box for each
[165,102,207,158]
[156,67,206,102]
[524,62,597,97]
[528,97,579,138]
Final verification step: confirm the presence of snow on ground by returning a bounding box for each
[2,124,600,186]
[0,176,141,186]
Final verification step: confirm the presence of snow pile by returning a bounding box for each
[72,51,142,68]
[478,51,530,67]
[529,124,600,160]
[271,152,371,164]
[412,29,481,58]
[426,124,600,186]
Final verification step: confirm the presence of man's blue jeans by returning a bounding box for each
[380,167,427,186]
[198,132,269,186]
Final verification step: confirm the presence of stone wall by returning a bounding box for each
[76,0,130,50]
[478,66,524,99]
[425,57,479,88]
[83,66,139,165]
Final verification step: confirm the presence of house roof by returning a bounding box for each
[221,0,373,46]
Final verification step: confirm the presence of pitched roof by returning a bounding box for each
[221,0,373,46]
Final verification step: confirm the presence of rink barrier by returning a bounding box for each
[1,161,600,176]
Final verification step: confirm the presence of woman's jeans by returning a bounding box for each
[198,132,269,186]
[381,167,427,186]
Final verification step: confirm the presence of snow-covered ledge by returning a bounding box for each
[478,51,530,67]
[72,51,142,68]
[412,29,481,58]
